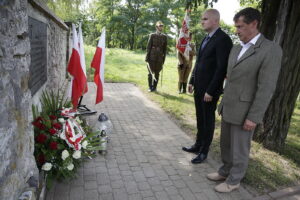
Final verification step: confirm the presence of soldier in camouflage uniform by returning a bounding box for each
[145,21,168,92]
[177,33,196,93]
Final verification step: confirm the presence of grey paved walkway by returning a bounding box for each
[46,83,253,200]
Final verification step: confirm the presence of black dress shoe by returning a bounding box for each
[191,153,207,164]
[182,145,201,154]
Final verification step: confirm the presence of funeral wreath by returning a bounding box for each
[32,90,100,187]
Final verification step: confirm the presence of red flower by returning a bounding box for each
[49,115,57,120]
[36,134,47,144]
[32,121,46,130]
[36,117,43,122]
[32,121,41,127]
[49,141,58,150]
[40,124,46,130]
[37,154,45,164]
[49,128,57,135]
[53,123,62,130]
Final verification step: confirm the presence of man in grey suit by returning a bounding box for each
[206,8,282,193]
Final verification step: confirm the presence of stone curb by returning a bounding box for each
[253,185,300,200]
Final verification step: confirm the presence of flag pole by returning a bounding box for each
[77,96,97,115]
[76,23,96,115]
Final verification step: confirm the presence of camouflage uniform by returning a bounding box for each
[145,31,167,91]
[177,43,196,93]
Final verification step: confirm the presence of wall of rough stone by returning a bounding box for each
[0,0,38,199]
[0,0,68,199]
[28,0,69,106]
[47,19,68,90]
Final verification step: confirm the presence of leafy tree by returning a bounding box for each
[88,0,176,51]
[85,0,211,52]
[45,0,84,22]
[252,0,300,152]
[118,0,149,50]
[240,0,261,8]
[88,0,121,47]
[185,0,217,9]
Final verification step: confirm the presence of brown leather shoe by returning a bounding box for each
[206,172,226,181]
[214,182,240,193]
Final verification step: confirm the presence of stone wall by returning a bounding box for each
[28,0,69,105]
[0,1,38,199]
[47,19,68,90]
[0,0,69,199]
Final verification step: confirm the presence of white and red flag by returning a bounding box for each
[78,23,88,94]
[67,24,87,108]
[91,28,106,104]
[176,10,191,60]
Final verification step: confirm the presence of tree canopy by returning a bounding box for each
[44,0,235,52]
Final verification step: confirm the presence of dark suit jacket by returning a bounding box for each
[189,28,232,97]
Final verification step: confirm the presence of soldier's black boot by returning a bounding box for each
[148,74,153,92]
[178,82,183,94]
[182,83,187,93]
[152,78,159,92]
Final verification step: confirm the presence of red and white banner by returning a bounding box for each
[67,24,87,108]
[91,28,105,104]
[78,23,88,94]
[176,11,191,60]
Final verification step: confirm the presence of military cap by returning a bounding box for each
[156,21,164,27]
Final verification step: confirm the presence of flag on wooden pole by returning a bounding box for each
[176,10,191,60]
[67,24,87,108]
[91,28,105,104]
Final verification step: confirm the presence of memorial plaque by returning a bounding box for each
[28,17,47,96]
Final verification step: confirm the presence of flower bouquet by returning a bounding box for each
[32,90,100,188]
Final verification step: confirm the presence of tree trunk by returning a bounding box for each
[107,28,112,48]
[253,0,300,152]
[130,26,135,50]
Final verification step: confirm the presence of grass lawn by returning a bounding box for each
[84,45,300,194]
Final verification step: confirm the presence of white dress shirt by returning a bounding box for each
[237,33,261,60]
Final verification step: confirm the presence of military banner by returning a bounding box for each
[176,11,191,60]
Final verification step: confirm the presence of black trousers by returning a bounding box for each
[194,92,219,155]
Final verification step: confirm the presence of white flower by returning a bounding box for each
[41,163,52,171]
[60,132,66,140]
[58,118,65,123]
[82,140,88,149]
[61,150,69,160]
[72,150,81,159]
[67,163,74,171]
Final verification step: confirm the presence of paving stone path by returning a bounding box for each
[46,83,253,200]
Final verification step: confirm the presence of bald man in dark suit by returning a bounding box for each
[182,9,233,164]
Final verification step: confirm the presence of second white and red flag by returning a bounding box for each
[91,28,106,104]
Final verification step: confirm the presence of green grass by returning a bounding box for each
[84,46,300,194]
[283,101,300,164]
